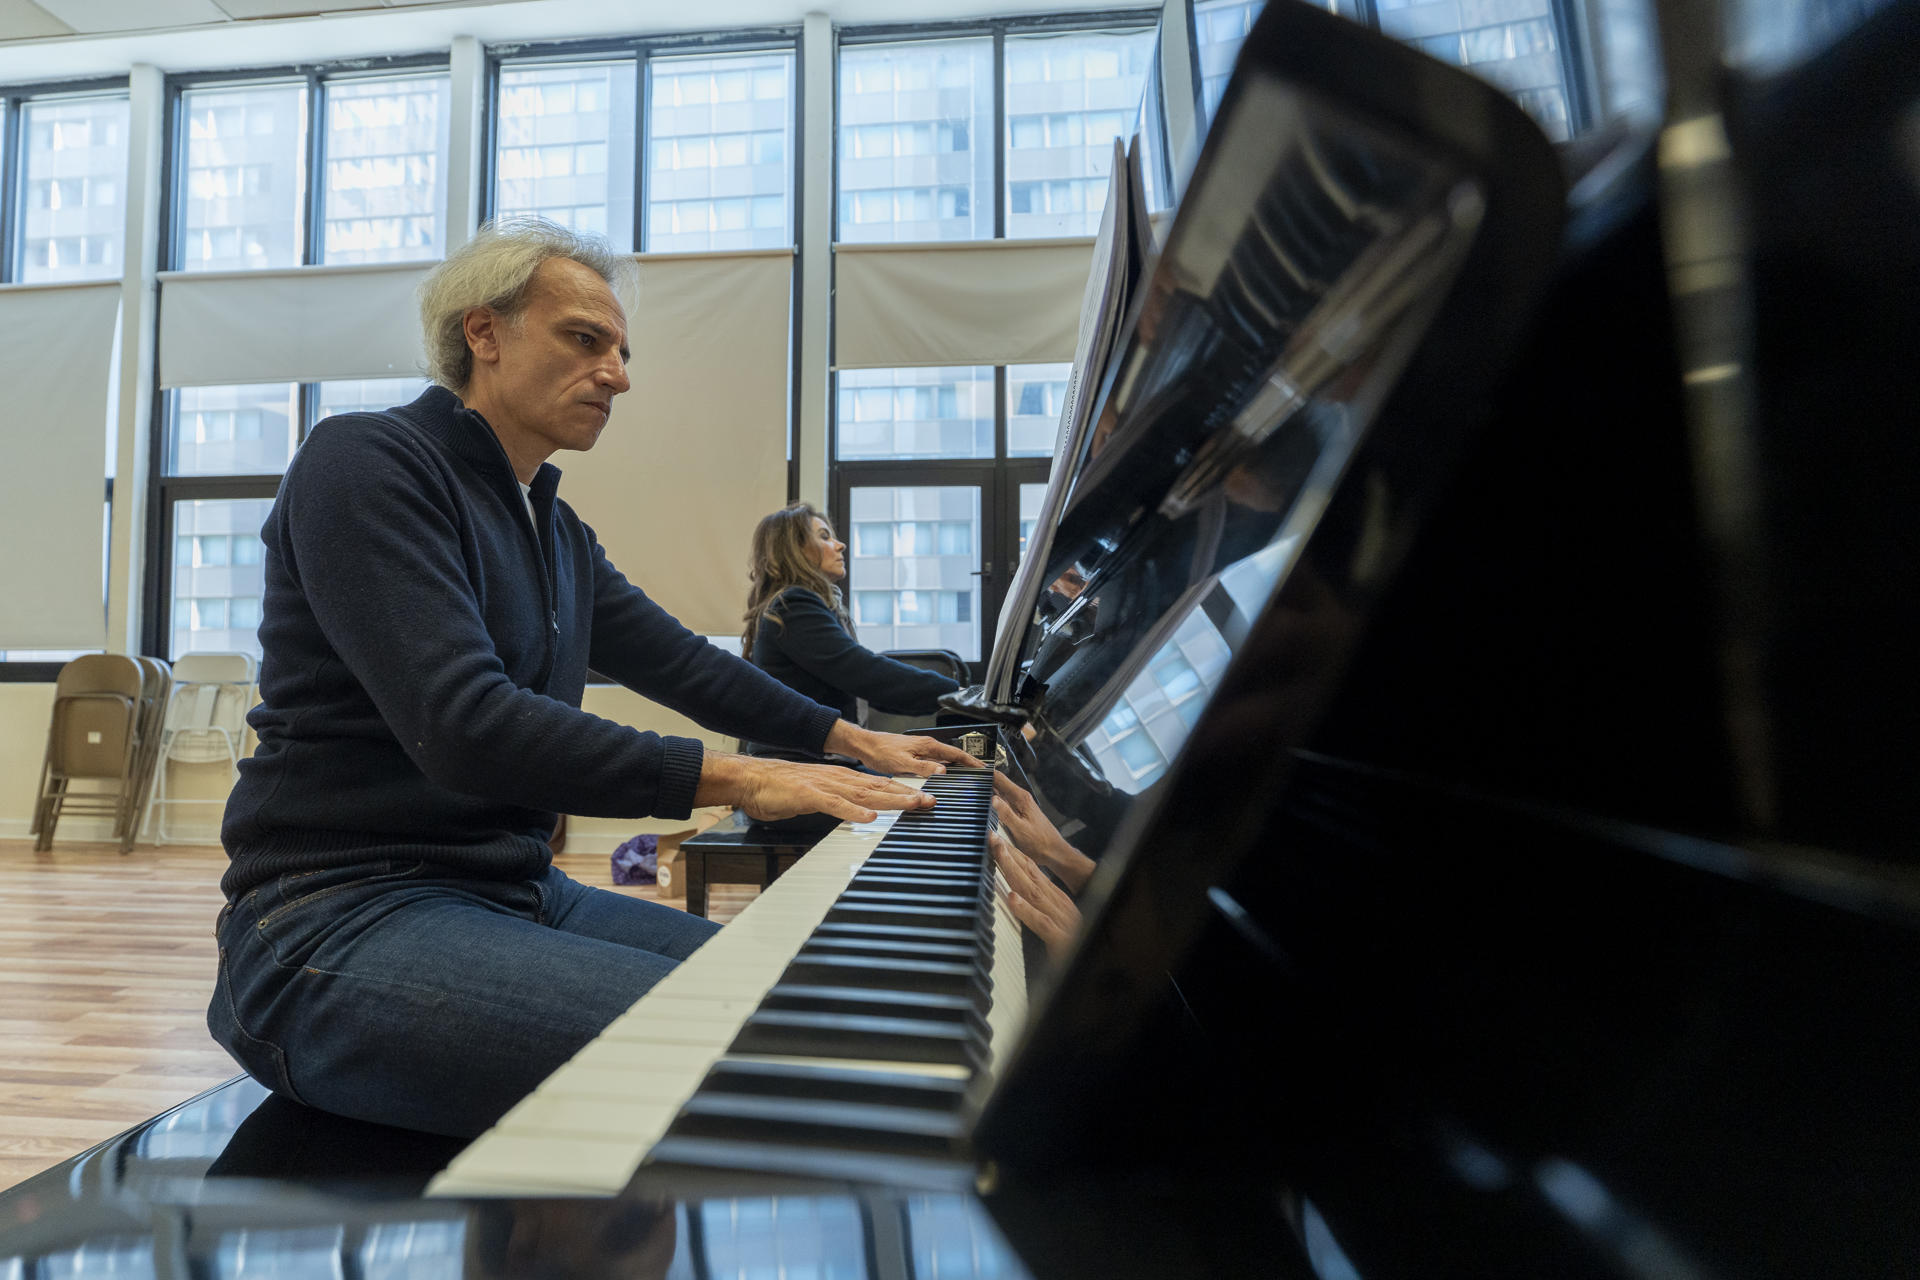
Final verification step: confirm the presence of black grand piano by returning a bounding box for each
[4,1,1917,1275]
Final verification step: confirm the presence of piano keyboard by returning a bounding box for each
[429,767,1025,1197]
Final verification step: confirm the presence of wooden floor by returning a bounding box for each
[0,837,748,1192]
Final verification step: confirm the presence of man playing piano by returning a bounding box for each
[207,217,975,1140]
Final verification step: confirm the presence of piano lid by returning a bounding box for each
[967,0,1562,845]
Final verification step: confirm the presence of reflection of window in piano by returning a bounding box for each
[699,1197,867,1278]
[906,1194,1025,1278]
[1086,610,1237,790]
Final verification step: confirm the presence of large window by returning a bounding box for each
[837,39,994,243]
[490,43,796,253]
[172,65,451,271]
[647,51,795,252]
[832,362,1060,664]
[495,62,638,245]
[1004,29,1155,238]
[4,90,130,284]
[154,377,429,662]
[836,20,1155,244]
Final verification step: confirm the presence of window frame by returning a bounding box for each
[140,378,426,663]
[480,27,802,255]
[829,365,1052,678]
[0,76,131,286]
[161,54,453,274]
[831,9,1158,247]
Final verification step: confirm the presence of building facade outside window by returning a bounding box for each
[16,94,130,283]
[647,50,795,252]
[1003,28,1155,238]
[171,65,451,273]
[322,74,452,263]
[837,39,994,243]
[494,62,638,246]
[490,43,796,253]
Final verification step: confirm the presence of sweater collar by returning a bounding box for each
[404,385,562,505]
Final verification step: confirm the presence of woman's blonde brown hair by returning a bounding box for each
[742,502,855,659]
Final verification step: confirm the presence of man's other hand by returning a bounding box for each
[991,834,1081,959]
[694,754,934,825]
[821,722,983,777]
[991,770,1095,893]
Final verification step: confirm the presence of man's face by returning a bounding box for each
[479,257,632,456]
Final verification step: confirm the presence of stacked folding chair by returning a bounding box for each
[31,654,164,853]
[146,652,257,846]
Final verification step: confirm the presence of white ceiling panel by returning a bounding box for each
[35,0,227,34]
[0,0,73,40]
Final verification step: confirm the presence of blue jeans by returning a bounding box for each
[208,860,720,1138]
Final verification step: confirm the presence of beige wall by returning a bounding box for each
[1,682,734,856]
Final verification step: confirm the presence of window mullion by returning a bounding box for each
[634,51,649,251]
[991,26,1006,240]
[0,97,21,283]
[304,72,325,265]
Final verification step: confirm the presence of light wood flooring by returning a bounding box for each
[0,838,753,1192]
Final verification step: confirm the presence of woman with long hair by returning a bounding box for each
[741,502,958,761]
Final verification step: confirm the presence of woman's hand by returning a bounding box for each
[992,771,1096,892]
[694,753,934,824]
[822,722,983,776]
[992,833,1081,959]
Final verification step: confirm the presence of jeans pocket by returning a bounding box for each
[256,860,427,969]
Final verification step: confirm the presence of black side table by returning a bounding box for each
[677,811,834,917]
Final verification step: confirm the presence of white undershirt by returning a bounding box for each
[519,481,537,531]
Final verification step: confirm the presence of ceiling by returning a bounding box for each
[0,0,1135,83]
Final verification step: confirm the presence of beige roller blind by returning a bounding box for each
[834,238,1094,369]
[0,283,121,649]
[556,250,793,639]
[158,263,431,388]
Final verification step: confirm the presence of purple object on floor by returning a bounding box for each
[611,833,659,885]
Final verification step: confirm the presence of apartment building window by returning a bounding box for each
[489,41,797,252]
[171,63,451,272]
[836,18,1154,245]
[0,87,130,284]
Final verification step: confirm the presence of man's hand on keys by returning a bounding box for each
[695,753,938,825]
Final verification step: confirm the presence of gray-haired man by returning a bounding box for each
[209,219,973,1138]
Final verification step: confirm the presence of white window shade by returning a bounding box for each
[557,250,793,638]
[834,238,1092,370]
[0,283,121,649]
[158,264,431,388]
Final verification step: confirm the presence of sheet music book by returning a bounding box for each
[984,139,1150,705]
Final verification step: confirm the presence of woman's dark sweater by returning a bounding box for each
[219,387,840,899]
[744,587,958,757]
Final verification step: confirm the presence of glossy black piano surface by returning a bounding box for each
[8,1,1920,1276]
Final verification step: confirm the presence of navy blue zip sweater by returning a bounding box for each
[220,387,840,899]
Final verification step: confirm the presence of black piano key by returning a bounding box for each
[823,901,985,932]
[780,953,991,1011]
[800,936,986,966]
[760,984,989,1035]
[664,1093,966,1158]
[694,1058,970,1111]
[730,1009,986,1070]
[810,921,982,947]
